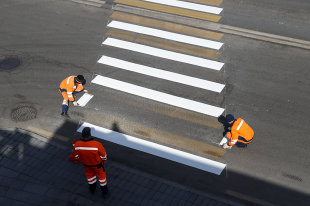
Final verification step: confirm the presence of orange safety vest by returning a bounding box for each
[59,76,84,102]
[73,139,107,166]
[227,118,254,146]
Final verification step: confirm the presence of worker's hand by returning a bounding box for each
[84,90,88,94]
[223,143,232,149]
[73,101,78,106]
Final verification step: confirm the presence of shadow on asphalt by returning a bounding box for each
[0,120,309,206]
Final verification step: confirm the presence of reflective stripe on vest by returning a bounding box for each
[75,147,98,151]
[236,120,244,131]
[67,76,73,85]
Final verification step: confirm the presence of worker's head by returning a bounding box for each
[225,114,235,124]
[76,75,85,84]
[82,127,91,138]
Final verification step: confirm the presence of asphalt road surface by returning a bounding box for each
[0,0,309,205]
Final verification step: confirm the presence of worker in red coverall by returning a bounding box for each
[59,75,88,117]
[72,127,109,197]
[222,114,254,149]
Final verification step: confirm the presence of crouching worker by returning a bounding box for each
[222,114,254,149]
[72,127,109,198]
[59,75,88,117]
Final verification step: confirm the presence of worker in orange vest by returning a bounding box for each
[59,75,88,117]
[72,127,109,197]
[222,114,254,149]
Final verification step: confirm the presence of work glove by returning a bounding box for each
[84,90,88,94]
[223,143,232,149]
[73,101,78,106]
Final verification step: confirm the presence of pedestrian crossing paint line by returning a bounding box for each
[110,12,224,41]
[102,38,224,70]
[141,0,223,15]
[82,112,226,158]
[107,20,223,50]
[106,29,221,60]
[77,122,226,175]
[98,55,225,93]
[92,75,225,117]
[114,0,222,22]
[77,93,94,107]
[187,0,223,6]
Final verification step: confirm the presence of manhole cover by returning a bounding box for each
[11,105,37,122]
[0,57,21,71]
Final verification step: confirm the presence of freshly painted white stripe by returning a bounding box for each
[77,93,94,107]
[92,75,224,117]
[75,147,98,151]
[103,38,224,71]
[107,21,223,50]
[219,137,228,146]
[141,0,223,15]
[97,56,225,93]
[237,120,244,130]
[77,122,226,175]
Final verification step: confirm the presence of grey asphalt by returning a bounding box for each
[222,0,310,41]
[0,0,310,206]
[0,128,239,206]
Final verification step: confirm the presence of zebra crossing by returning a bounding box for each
[78,0,227,174]
[89,0,225,117]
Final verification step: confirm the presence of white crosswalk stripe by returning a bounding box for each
[107,20,223,50]
[97,56,225,93]
[77,122,226,175]
[140,0,223,14]
[92,75,225,117]
[103,38,224,71]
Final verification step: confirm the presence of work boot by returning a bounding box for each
[100,185,109,199]
[89,183,96,194]
[61,112,70,118]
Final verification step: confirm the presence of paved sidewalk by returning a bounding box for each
[0,128,240,206]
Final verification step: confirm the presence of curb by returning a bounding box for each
[70,0,110,8]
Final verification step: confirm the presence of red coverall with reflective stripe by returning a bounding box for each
[227,118,254,147]
[72,139,107,186]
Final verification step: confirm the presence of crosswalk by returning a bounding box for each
[94,0,225,116]
[78,0,227,174]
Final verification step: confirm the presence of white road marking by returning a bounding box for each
[98,56,225,93]
[102,38,224,71]
[77,93,94,107]
[77,122,226,175]
[141,0,223,15]
[107,20,223,50]
[92,75,224,117]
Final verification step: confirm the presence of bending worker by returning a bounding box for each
[59,75,88,116]
[72,127,109,197]
[223,114,254,149]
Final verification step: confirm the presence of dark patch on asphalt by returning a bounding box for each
[134,130,150,137]
[0,57,21,71]
[282,172,302,182]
